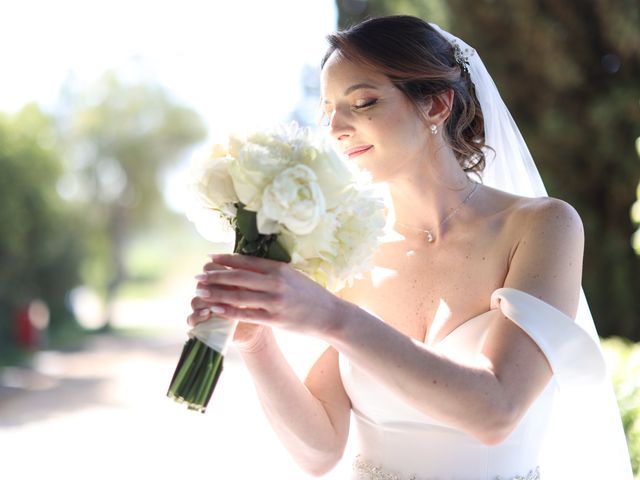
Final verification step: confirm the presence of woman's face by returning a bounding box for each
[320,51,431,181]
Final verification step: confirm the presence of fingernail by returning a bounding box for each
[195,289,211,298]
[208,305,225,314]
[194,273,207,281]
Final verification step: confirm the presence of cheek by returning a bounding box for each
[383,117,421,149]
[397,113,428,148]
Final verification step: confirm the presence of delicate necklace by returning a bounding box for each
[396,181,479,243]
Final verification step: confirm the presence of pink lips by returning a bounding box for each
[344,145,373,159]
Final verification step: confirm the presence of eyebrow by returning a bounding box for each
[322,82,380,104]
[344,82,379,95]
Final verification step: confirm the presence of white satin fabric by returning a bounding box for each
[339,288,632,479]
[189,317,237,355]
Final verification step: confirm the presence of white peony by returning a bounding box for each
[277,185,386,291]
[333,187,387,275]
[294,142,353,210]
[187,145,238,211]
[185,205,236,244]
[258,164,326,235]
[311,187,387,291]
[228,136,292,210]
[280,212,340,264]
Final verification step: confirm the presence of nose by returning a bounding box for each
[328,107,354,142]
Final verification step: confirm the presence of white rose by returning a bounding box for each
[331,187,387,285]
[295,138,354,209]
[228,141,291,210]
[258,164,326,235]
[281,212,340,264]
[188,147,238,211]
[185,205,236,244]
[294,186,385,291]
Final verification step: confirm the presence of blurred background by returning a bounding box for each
[0,0,639,478]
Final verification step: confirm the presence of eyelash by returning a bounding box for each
[319,98,378,125]
[353,99,378,111]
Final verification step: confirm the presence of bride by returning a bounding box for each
[189,16,632,479]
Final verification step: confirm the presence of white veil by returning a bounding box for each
[430,24,633,479]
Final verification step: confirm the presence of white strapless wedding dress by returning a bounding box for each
[339,288,631,480]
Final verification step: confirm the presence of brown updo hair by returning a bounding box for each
[322,15,486,174]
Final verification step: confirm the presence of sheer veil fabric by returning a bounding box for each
[430,24,632,478]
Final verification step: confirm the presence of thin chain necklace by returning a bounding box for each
[396,181,479,243]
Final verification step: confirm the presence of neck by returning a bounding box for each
[387,147,473,237]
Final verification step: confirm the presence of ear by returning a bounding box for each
[423,89,454,126]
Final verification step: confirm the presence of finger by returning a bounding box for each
[199,288,275,309]
[191,295,210,311]
[209,253,284,274]
[193,262,227,284]
[198,269,274,292]
[220,305,272,323]
[192,292,231,310]
[193,281,237,296]
[202,261,228,273]
[188,304,228,326]
[187,308,211,326]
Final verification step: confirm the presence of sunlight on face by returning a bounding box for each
[320,53,431,182]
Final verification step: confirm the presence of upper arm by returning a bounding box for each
[304,346,351,455]
[503,198,584,317]
[481,198,585,429]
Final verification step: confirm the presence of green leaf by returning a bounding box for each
[235,203,259,242]
[241,241,260,255]
[267,239,291,263]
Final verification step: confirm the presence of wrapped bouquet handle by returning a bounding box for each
[166,316,237,412]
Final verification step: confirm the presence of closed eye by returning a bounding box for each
[353,99,378,110]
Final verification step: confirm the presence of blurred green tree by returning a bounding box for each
[633,138,640,255]
[57,71,207,328]
[334,0,640,339]
[335,0,449,28]
[0,104,84,350]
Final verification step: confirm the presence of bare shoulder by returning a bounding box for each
[506,195,584,246]
[502,195,585,317]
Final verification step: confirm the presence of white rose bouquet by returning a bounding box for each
[167,123,386,413]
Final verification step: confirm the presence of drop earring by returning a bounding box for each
[430,124,438,135]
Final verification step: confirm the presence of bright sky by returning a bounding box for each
[1,0,337,211]
[0,0,336,136]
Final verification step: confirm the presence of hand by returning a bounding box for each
[188,260,269,352]
[192,253,343,339]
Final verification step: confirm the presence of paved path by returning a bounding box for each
[0,307,353,479]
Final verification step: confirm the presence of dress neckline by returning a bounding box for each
[427,309,494,346]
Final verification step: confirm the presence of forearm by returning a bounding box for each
[326,302,512,443]
[238,329,343,473]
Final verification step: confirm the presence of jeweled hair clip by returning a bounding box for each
[451,40,474,73]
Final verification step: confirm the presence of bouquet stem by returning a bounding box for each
[166,337,225,413]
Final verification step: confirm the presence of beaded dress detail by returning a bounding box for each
[339,288,607,480]
[353,455,540,480]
